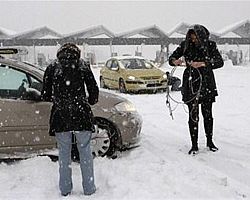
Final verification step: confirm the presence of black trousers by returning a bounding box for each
[187,101,213,147]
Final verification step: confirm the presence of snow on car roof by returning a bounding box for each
[111,55,146,60]
[0,56,44,79]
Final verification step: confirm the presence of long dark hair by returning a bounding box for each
[184,26,210,58]
[184,29,197,54]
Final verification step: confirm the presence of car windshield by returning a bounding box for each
[120,59,154,69]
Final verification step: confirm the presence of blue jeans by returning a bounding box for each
[55,130,96,195]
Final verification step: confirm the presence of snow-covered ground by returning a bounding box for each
[1,61,250,200]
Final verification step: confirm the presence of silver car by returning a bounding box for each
[0,49,142,159]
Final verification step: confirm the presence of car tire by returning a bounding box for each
[92,118,119,157]
[71,118,119,160]
[119,78,127,93]
[100,76,106,88]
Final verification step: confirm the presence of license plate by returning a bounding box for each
[147,81,156,84]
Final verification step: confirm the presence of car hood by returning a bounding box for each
[125,68,164,77]
[98,90,127,106]
[92,90,131,118]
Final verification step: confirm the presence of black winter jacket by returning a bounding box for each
[42,59,99,136]
[169,25,224,104]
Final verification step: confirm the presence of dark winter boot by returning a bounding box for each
[188,145,199,155]
[207,137,218,152]
[188,121,199,155]
[61,192,71,197]
[188,131,199,155]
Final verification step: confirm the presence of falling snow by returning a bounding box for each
[66,80,71,86]
[0,61,250,200]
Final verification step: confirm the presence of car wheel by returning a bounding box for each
[119,78,127,93]
[71,118,119,160]
[91,118,118,157]
[100,76,106,88]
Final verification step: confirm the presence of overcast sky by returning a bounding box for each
[1,1,250,35]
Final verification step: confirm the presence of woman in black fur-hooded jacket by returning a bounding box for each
[41,43,98,196]
[42,43,99,136]
[169,24,223,155]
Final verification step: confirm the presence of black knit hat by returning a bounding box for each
[56,43,81,60]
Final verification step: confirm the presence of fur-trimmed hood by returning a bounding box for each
[184,24,210,53]
[186,24,210,44]
[56,43,81,63]
[193,24,210,43]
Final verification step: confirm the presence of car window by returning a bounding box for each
[111,60,118,69]
[120,59,153,69]
[0,64,42,99]
[144,60,154,69]
[0,64,29,99]
[29,76,43,92]
[106,60,112,69]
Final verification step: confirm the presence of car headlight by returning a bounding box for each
[115,101,137,112]
[128,76,136,81]
[163,74,168,79]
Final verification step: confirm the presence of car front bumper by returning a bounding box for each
[125,80,167,91]
[108,111,142,149]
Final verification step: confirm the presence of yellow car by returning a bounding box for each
[100,56,168,93]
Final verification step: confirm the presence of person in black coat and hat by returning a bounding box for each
[42,43,99,196]
[169,24,224,155]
